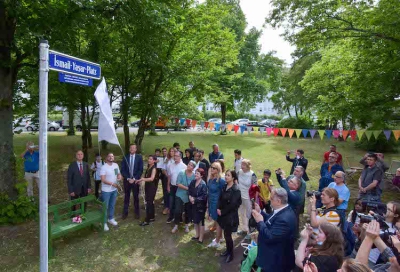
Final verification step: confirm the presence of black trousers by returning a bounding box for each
[174,197,189,225]
[94,180,101,199]
[224,228,234,255]
[160,173,169,208]
[70,186,88,211]
[123,179,140,216]
[145,183,157,222]
[167,185,178,221]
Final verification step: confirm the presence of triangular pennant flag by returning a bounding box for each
[364,131,372,141]
[253,126,259,132]
[179,118,185,126]
[191,120,197,128]
[350,130,357,141]
[215,123,221,131]
[318,130,325,140]
[288,129,295,138]
[384,130,391,140]
[372,130,381,140]
[185,119,191,126]
[357,130,365,140]
[310,129,317,139]
[273,128,279,137]
[209,122,215,131]
[240,125,246,134]
[246,126,252,134]
[342,130,349,140]
[325,130,332,139]
[266,127,272,136]
[227,123,233,131]
[333,130,340,139]
[175,118,179,124]
[221,124,226,132]
[393,130,400,141]
[280,128,287,137]
[259,127,265,134]
[234,125,239,133]
[204,122,209,129]
[302,129,309,138]
[295,129,302,138]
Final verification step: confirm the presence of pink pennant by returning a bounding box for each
[333,130,340,139]
[266,127,272,136]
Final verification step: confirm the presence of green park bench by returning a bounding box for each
[48,195,106,256]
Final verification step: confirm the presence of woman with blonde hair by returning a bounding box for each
[237,159,257,237]
[207,162,226,248]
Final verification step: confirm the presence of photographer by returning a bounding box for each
[286,149,309,181]
[275,169,302,213]
[356,220,400,271]
[358,153,383,202]
[359,152,389,173]
[309,188,340,228]
[318,152,344,208]
[296,223,344,272]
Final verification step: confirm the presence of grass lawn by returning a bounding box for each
[1,132,399,272]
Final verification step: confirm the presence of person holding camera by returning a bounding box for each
[296,222,344,272]
[251,188,297,272]
[217,170,242,263]
[286,149,309,181]
[275,170,302,212]
[358,153,383,202]
[318,152,344,208]
[309,188,341,229]
[359,152,389,174]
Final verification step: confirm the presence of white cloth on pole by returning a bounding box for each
[94,78,120,146]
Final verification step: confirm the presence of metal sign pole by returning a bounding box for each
[38,39,49,272]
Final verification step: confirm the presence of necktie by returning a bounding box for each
[130,156,134,178]
[79,163,83,176]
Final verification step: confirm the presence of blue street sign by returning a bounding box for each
[49,50,101,80]
[59,73,93,86]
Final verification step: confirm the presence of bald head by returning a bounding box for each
[333,171,345,184]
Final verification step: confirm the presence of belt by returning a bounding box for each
[26,171,38,173]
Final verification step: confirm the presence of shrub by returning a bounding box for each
[277,116,314,129]
[355,131,399,152]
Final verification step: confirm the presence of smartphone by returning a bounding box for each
[251,198,255,209]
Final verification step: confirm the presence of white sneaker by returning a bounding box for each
[108,218,118,226]
[104,223,109,231]
[207,239,220,248]
[184,226,190,233]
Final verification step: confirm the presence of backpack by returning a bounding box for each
[322,207,356,257]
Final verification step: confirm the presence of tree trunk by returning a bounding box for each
[135,116,147,154]
[67,106,75,136]
[80,103,88,162]
[221,103,227,124]
[0,68,17,198]
[294,105,298,118]
[123,110,130,154]
[286,107,291,117]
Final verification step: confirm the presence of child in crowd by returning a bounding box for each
[90,153,104,199]
[257,169,274,213]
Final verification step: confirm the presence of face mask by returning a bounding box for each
[296,155,300,159]
[317,241,323,246]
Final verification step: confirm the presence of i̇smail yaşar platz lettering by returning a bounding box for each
[53,55,98,77]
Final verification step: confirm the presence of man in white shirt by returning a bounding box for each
[234,149,243,173]
[166,151,187,223]
[100,153,122,231]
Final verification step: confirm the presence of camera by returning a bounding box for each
[307,190,322,200]
[362,201,387,215]
[358,214,388,229]
[275,168,282,175]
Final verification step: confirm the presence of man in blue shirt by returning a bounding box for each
[20,141,40,197]
[328,171,350,218]
[209,144,224,164]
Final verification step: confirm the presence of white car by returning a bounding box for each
[231,118,249,126]
[208,118,222,124]
[26,121,60,131]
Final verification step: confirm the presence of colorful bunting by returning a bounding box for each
[221,124,226,132]
[325,130,332,139]
[333,130,340,139]
[240,125,246,134]
[266,127,272,136]
[372,130,381,139]
[215,123,221,131]
[288,129,295,138]
[204,122,209,129]
[280,128,288,137]
[246,126,252,134]
[227,123,233,132]
[342,130,349,140]
[234,125,239,133]
[209,122,215,131]
[310,130,317,139]
[318,130,325,140]
[273,128,279,137]
[185,119,191,126]
[259,127,265,134]
[393,130,400,141]
[357,130,365,140]
[191,120,197,128]
[175,118,179,124]
[384,130,391,140]
[350,130,357,141]
[179,118,185,126]
[302,129,309,138]
[253,127,260,133]
[364,131,372,141]
[295,129,302,138]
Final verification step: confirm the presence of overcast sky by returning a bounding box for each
[239,0,295,65]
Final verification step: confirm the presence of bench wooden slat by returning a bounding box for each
[51,210,103,238]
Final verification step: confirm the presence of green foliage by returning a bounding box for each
[277,116,314,129]
[355,132,399,153]
[203,110,281,122]
[0,182,38,224]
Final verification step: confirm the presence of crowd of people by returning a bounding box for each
[21,140,400,271]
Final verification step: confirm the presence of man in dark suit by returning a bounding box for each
[121,144,143,219]
[67,150,91,210]
[251,188,297,272]
[286,149,309,181]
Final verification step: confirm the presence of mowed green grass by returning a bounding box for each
[1,131,399,272]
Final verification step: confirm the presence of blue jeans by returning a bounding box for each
[101,190,117,221]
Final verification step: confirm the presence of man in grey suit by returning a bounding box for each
[67,150,91,210]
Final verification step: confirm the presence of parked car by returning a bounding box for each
[260,119,278,127]
[208,118,222,124]
[231,118,249,126]
[55,120,63,127]
[246,121,268,128]
[25,121,60,131]
[13,116,32,127]
[130,120,141,127]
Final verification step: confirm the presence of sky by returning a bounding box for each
[239,0,295,65]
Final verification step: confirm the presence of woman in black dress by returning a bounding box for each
[138,155,157,226]
[217,169,242,263]
[188,168,208,243]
